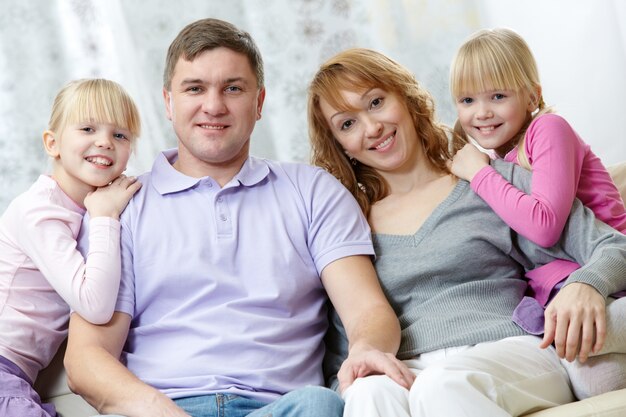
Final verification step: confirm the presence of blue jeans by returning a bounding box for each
[175,386,343,417]
[98,386,343,417]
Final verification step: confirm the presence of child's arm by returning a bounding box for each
[454,114,584,247]
[21,176,140,324]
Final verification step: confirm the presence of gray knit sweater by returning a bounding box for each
[324,160,626,389]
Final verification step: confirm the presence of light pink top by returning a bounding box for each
[471,114,626,304]
[0,175,121,383]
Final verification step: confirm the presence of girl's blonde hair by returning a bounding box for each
[450,28,552,169]
[308,48,463,215]
[48,78,141,142]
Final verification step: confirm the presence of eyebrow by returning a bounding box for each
[179,77,249,86]
[329,87,375,123]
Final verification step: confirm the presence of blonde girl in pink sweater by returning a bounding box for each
[448,27,626,400]
[0,79,141,416]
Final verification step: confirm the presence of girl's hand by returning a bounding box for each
[540,282,606,363]
[84,175,142,219]
[448,143,490,182]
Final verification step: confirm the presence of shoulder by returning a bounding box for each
[527,114,577,140]
[263,159,344,190]
[525,114,583,154]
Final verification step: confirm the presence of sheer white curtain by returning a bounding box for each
[1,0,624,211]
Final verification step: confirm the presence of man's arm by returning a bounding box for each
[64,312,190,417]
[321,255,415,393]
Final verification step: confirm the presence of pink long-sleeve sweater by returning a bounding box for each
[0,175,121,383]
[471,114,626,305]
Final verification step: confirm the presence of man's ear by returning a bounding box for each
[42,130,60,158]
[163,88,173,121]
[256,87,266,120]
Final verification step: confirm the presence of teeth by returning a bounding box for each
[478,126,495,131]
[86,156,112,166]
[375,135,394,149]
[199,124,225,130]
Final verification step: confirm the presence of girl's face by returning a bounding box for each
[455,87,535,157]
[45,121,132,201]
[319,87,421,174]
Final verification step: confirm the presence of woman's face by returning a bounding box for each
[319,87,421,174]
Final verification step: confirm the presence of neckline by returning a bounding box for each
[372,179,468,246]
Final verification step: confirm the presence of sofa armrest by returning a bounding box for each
[523,388,626,417]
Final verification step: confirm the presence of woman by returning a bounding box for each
[308,48,626,417]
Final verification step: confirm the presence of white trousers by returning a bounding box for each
[343,335,574,417]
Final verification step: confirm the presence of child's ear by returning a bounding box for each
[528,86,542,111]
[43,130,60,158]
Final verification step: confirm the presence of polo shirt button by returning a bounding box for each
[220,215,227,221]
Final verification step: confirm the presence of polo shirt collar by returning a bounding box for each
[151,148,270,195]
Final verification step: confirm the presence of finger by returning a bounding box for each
[564,316,582,362]
[399,362,416,387]
[127,180,142,194]
[577,314,595,363]
[111,174,126,184]
[540,309,556,349]
[553,313,570,359]
[380,361,412,389]
[121,175,138,188]
[592,308,606,355]
[337,365,355,394]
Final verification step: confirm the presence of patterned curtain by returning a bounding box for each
[1,0,624,211]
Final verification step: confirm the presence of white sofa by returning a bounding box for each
[34,162,626,417]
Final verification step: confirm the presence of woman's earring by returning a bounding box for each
[344,149,357,166]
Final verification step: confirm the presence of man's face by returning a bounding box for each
[164,47,265,178]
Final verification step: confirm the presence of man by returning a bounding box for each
[64,18,413,417]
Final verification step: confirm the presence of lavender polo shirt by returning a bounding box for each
[102,149,374,402]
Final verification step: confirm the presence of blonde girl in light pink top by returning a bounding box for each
[0,79,141,417]
[448,27,626,400]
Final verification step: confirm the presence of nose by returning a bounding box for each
[94,132,114,149]
[201,88,227,116]
[364,116,383,139]
[476,102,493,120]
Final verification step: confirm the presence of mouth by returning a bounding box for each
[369,132,395,151]
[197,123,228,130]
[474,124,502,133]
[85,156,113,167]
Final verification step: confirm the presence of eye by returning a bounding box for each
[459,97,473,105]
[225,85,243,93]
[80,126,95,133]
[186,86,203,94]
[340,119,355,131]
[113,132,129,141]
[493,93,506,100]
[370,97,384,109]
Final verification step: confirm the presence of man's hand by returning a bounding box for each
[540,282,606,363]
[337,345,415,393]
[448,143,490,182]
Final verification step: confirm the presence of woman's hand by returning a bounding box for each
[337,346,415,394]
[540,282,606,363]
[448,143,490,182]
